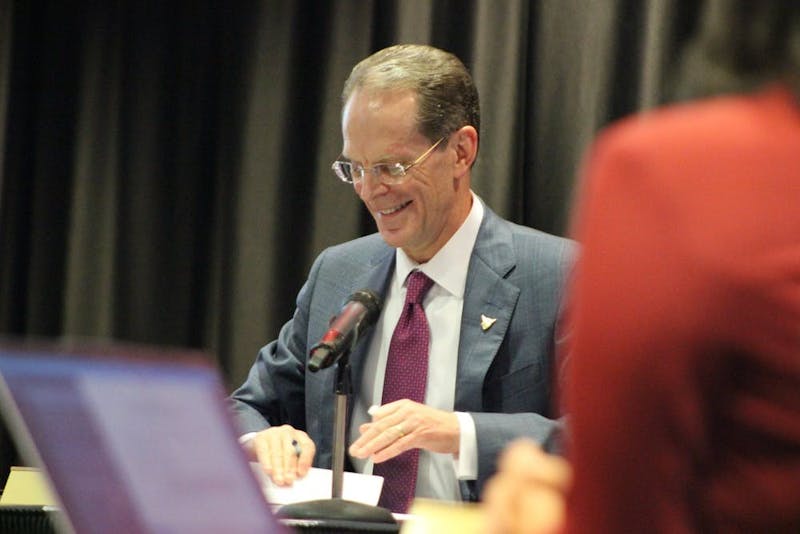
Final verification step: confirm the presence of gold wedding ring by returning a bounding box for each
[394,424,406,438]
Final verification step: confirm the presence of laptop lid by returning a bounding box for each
[0,341,283,533]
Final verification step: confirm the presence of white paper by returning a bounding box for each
[251,464,384,506]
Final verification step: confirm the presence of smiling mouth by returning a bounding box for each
[378,200,412,216]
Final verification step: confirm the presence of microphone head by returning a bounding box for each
[307,289,382,373]
[348,289,382,324]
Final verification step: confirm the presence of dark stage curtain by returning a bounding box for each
[0,0,705,477]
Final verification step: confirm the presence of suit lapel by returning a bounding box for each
[455,208,520,412]
[348,248,395,391]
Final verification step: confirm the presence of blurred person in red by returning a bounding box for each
[484,1,800,532]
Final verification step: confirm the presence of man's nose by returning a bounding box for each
[355,172,388,200]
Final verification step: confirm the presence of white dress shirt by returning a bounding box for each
[349,192,484,502]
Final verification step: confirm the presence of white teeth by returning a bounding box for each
[379,200,411,215]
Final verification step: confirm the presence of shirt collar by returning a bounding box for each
[395,191,484,297]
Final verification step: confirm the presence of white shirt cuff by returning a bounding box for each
[239,432,257,445]
[454,412,478,480]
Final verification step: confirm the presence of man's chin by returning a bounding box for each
[377,228,407,250]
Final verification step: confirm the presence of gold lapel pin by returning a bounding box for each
[480,314,497,331]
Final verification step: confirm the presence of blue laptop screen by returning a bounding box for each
[0,346,283,533]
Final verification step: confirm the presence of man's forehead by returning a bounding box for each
[342,90,424,155]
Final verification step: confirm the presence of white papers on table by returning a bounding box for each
[251,464,384,506]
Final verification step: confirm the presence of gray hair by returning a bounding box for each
[342,44,481,144]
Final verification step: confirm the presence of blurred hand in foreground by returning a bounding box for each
[484,439,572,534]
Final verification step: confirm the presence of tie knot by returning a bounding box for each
[405,271,434,305]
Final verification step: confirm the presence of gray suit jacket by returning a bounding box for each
[230,205,575,500]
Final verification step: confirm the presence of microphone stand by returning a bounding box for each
[278,352,397,529]
[331,357,349,499]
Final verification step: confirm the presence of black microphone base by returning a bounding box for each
[278,498,398,531]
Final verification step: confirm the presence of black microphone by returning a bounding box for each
[308,289,382,372]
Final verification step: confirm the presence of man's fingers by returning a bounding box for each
[266,434,289,485]
[350,419,406,458]
[351,400,459,459]
[366,401,404,421]
[253,426,316,486]
[279,435,299,484]
[295,436,316,477]
[255,438,274,474]
[370,427,414,463]
[350,400,416,457]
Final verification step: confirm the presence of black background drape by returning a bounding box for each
[0,0,703,477]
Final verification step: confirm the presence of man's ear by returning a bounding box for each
[452,125,478,177]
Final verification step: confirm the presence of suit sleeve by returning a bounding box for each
[228,252,324,434]
[470,236,575,499]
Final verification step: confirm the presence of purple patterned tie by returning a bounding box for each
[374,270,434,513]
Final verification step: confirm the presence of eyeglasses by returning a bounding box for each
[331,136,446,186]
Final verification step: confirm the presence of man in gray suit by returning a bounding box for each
[230,44,574,511]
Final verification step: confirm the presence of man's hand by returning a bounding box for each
[348,399,460,463]
[247,424,316,486]
[483,439,572,534]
